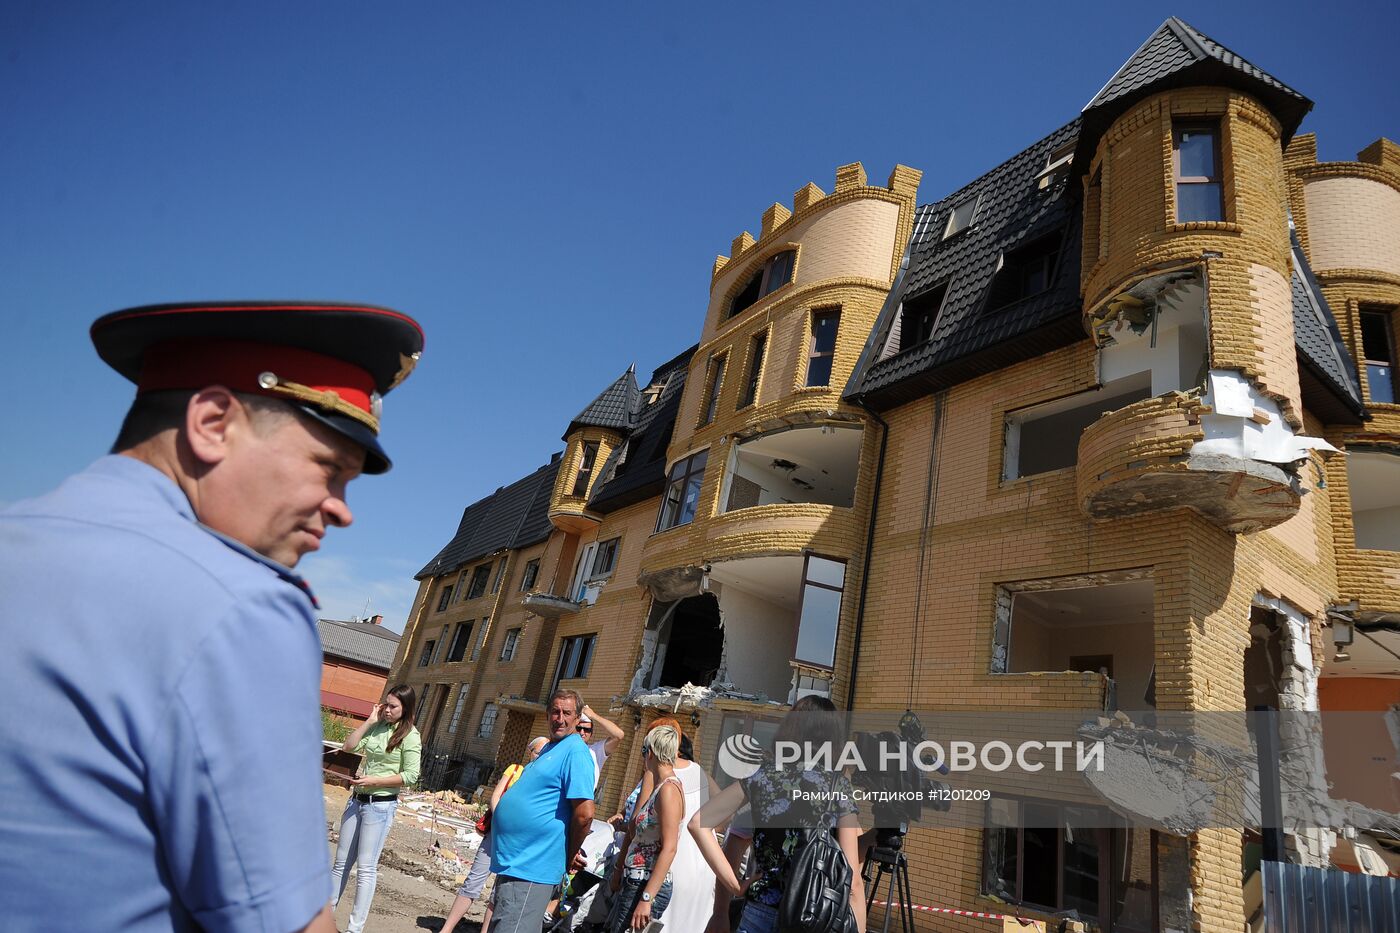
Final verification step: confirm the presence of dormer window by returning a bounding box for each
[943,195,979,239]
[898,283,948,353]
[986,234,1062,311]
[1036,142,1075,191]
[728,250,795,319]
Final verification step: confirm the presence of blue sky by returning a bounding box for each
[2,2,1393,632]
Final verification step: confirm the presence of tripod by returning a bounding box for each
[864,843,915,933]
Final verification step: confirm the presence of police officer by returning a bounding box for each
[0,301,424,932]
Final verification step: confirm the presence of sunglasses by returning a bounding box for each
[576,725,593,734]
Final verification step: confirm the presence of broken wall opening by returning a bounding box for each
[709,555,805,700]
[995,576,1155,709]
[1347,450,1400,551]
[723,424,862,511]
[649,594,724,689]
[1003,372,1153,479]
[1096,273,1208,398]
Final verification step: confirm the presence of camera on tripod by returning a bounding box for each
[851,711,951,849]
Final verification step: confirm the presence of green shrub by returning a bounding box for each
[322,708,352,744]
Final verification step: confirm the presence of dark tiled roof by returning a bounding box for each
[846,119,1086,410]
[566,366,640,438]
[317,617,400,670]
[416,459,562,579]
[1080,17,1311,158]
[588,347,695,514]
[1291,234,1365,423]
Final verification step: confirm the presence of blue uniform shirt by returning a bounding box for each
[491,732,596,884]
[0,456,332,931]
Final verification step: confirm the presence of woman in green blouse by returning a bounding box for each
[331,684,422,933]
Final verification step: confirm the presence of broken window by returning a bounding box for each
[729,250,796,319]
[657,450,708,531]
[572,441,599,497]
[986,232,1062,311]
[436,584,454,612]
[470,616,490,660]
[446,621,474,663]
[723,424,862,511]
[1173,122,1224,223]
[943,194,979,239]
[520,558,540,591]
[997,577,1155,710]
[418,640,436,667]
[795,555,845,669]
[554,634,596,685]
[500,627,521,661]
[739,332,767,409]
[491,560,507,594]
[477,702,498,737]
[467,563,492,600]
[1036,141,1075,191]
[700,353,727,426]
[898,283,946,354]
[432,624,449,663]
[448,687,469,734]
[1360,307,1397,404]
[650,595,725,690]
[984,799,1154,931]
[1002,374,1152,480]
[1348,449,1400,551]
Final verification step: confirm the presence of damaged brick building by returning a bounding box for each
[388,18,1400,931]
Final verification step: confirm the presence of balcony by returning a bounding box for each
[521,592,582,618]
[1076,392,1301,533]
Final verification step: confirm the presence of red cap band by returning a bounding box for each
[138,339,376,421]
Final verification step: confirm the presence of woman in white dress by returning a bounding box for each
[665,734,721,933]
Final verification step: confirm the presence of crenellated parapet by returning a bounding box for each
[709,162,921,285]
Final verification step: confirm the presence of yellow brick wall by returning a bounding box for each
[855,331,1343,932]
[1085,88,1302,428]
[1303,174,1400,279]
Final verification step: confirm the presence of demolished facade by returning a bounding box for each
[388,17,1400,931]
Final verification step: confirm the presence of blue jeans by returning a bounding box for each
[607,872,672,933]
[736,901,779,933]
[331,796,399,933]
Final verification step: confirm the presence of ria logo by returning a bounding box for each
[717,733,764,780]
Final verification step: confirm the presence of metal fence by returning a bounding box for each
[1259,860,1400,932]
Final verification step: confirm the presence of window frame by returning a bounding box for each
[806,308,842,387]
[491,559,508,594]
[418,640,436,667]
[446,620,474,663]
[500,627,521,661]
[699,352,727,426]
[793,552,847,669]
[436,584,454,613]
[727,249,796,320]
[943,195,980,239]
[589,537,620,580]
[554,633,597,685]
[520,558,541,592]
[477,702,498,738]
[1172,121,1225,223]
[572,440,600,498]
[656,450,709,532]
[739,330,768,409]
[982,797,1157,931]
[1360,306,1397,404]
[448,687,470,734]
[466,563,491,600]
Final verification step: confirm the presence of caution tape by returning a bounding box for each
[869,899,1042,926]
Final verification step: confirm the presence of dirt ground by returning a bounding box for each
[324,782,492,933]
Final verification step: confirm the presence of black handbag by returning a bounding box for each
[777,777,857,933]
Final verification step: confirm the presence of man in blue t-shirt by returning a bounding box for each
[489,688,598,933]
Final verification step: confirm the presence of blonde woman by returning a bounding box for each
[607,723,684,933]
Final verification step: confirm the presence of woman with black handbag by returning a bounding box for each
[687,695,866,933]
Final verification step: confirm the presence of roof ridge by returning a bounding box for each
[1164,16,1210,61]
